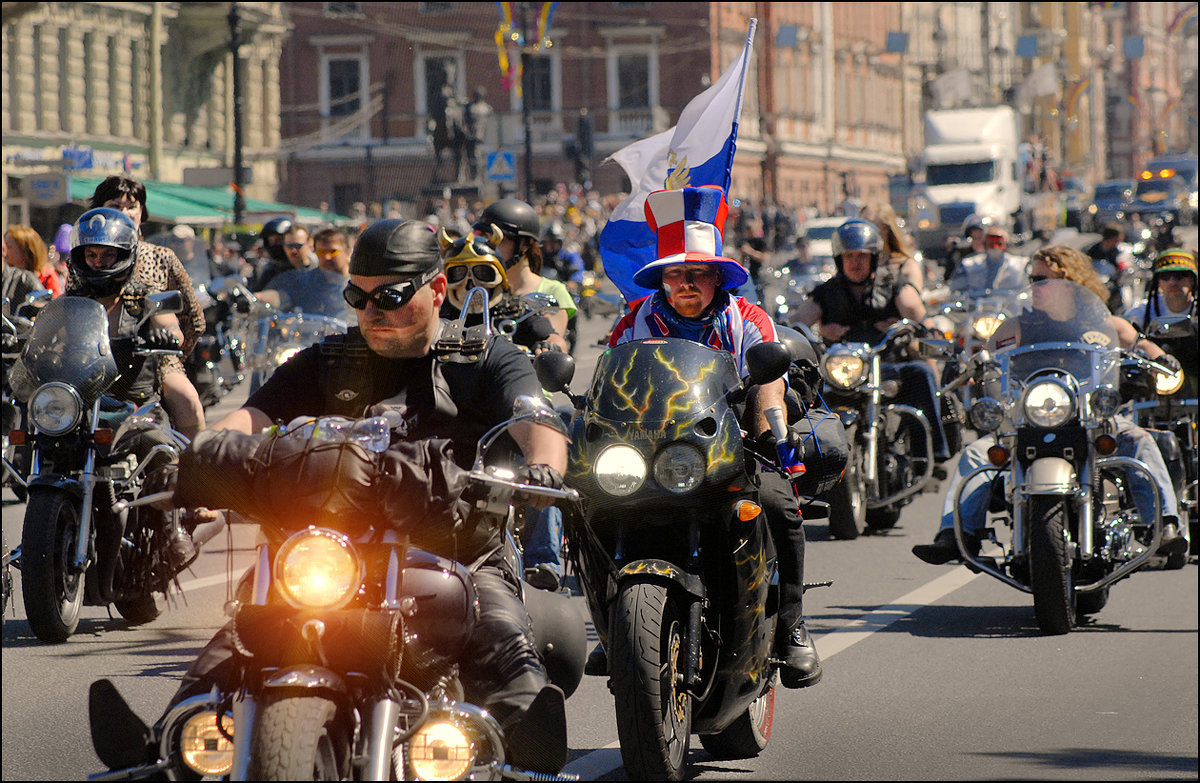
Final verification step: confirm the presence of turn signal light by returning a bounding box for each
[736,500,762,522]
[93,428,114,444]
[8,430,26,445]
[1095,434,1117,455]
[987,444,1010,466]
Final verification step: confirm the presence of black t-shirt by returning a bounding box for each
[246,326,542,467]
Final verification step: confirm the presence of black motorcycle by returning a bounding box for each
[543,336,798,780]
[8,292,191,643]
[88,399,586,781]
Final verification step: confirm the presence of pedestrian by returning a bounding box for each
[4,224,63,297]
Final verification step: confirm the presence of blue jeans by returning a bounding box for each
[522,504,564,579]
[938,416,1180,536]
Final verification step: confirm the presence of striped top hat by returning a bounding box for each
[632,185,749,290]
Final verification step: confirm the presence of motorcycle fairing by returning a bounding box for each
[9,296,118,404]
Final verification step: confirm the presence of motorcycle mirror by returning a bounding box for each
[918,338,955,360]
[745,341,792,386]
[1148,315,1194,340]
[523,292,560,314]
[534,350,575,393]
[147,290,184,316]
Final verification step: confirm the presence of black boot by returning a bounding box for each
[777,621,822,689]
[165,517,197,572]
[583,642,607,676]
[1157,518,1188,557]
[912,528,979,565]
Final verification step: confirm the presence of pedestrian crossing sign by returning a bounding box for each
[487,151,516,181]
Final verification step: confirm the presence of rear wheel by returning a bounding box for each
[610,581,692,781]
[828,455,865,540]
[698,675,775,759]
[1027,496,1075,635]
[247,695,345,780]
[20,490,85,643]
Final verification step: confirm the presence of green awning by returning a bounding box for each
[68,176,344,228]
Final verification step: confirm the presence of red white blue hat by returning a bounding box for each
[633,185,749,290]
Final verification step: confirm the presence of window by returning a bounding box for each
[526,55,552,112]
[333,184,362,218]
[616,53,649,109]
[328,59,361,117]
[324,3,362,15]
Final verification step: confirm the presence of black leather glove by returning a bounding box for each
[532,340,562,354]
[516,463,564,490]
[514,314,554,346]
[140,328,182,352]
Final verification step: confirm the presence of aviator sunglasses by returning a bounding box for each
[343,271,435,311]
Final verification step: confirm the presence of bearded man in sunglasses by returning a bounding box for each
[147,219,574,774]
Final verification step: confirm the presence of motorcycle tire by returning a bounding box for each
[20,490,85,643]
[610,581,692,781]
[247,695,347,781]
[827,456,865,540]
[113,592,163,625]
[1027,495,1076,635]
[698,673,775,759]
[866,505,902,531]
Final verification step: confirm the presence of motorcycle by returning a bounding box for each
[185,275,256,410]
[934,288,1028,414]
[543,336,798,780]
[87,397,587,781]
[8,291,192,643]
[247,301,346,393]
[1125,313,1197,569]
[819,320,949,539]
[944,278,1173,634]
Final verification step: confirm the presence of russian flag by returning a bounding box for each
[599,18,757,305]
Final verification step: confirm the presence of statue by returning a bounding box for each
[428,85,466,184]
[462,87,493,182]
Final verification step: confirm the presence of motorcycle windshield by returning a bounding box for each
[8,296,119,404]
[587,339,741,425]
[993,278,1120,389]
[256,312,346,364]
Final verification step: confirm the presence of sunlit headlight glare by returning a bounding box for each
[276,529,362,609]
[972,314,1004,339]
[274,344,304,366]
[594,444,646,496]
[653,443,706,494]
[179,711,234,777]
[822,354,866,389]
[968,397,1004,432]
[1155,366,1185,396]
[409,720,475,780]
[29,382,83,435]
[1023,381,1075,428]
[1089,387,1121,419]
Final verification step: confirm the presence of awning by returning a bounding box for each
[68,176,343,227]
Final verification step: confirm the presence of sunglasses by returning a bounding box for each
[445,263,503,286]
[343,277,430,311]
[1158,271,1193,281]
[1028,274,1058,284]
[284,243,306,250]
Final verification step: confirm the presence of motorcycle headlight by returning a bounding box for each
[594,444,647,496]
[1022,380,1075,428]
[274,343,305,367]
[29,382,83,435]
[822,351,867,389]
[1155,365,1186,396]
[1089,387,1121,419]
[653,443,706,494]
[971,314,1004,340]
[968,397,1004,432]
[179,710,234,777]
[275,528,363,609]
[408,720,475,781]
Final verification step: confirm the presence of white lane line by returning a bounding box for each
[177,572,241,592]
[562,566,980,778]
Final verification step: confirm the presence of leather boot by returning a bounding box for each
[1156,518,1188,557]
[583,643,607,676]
[912,528,979,565]
[777,621,822,689]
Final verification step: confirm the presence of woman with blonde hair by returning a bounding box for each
[4,225,64,296]
[859,201,923,291]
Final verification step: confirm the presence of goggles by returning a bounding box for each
[343,268,437,311]
[445,260,506,287]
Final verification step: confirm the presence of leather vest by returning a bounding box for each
[810,272,904,345]
[108,302,159,403]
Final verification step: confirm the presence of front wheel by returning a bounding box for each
[20,490,85,643]
[1027,496,1076,635]
[828,454,865,540]
[610,581,692,781]
[247,695,346,780]
[698,674,775,759]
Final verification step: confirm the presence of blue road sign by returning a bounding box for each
[487,151,516,181]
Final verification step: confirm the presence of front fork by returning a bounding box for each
[70,399,103,573]
[863,355,883,497]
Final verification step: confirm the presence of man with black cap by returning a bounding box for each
[124,219,571,774]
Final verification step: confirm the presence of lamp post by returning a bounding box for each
[228,2,246,226]
[518,2,534,204]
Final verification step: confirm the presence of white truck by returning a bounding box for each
[913,105,1058,256]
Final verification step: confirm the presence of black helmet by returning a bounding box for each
[349,219,442,278]
[475,198,540,242]
[831,218,884,273]
[541,223,565,243]
[69,208,139,298]
[260,216,294,264]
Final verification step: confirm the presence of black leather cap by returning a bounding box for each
[349,219,442,277]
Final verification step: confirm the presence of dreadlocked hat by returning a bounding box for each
[1153,248,1197,277]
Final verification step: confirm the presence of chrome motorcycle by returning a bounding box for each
[8,292,191,643]
[945,278,1172,634]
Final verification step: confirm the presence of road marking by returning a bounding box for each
[562,566,981,777]
[178,572,241,593]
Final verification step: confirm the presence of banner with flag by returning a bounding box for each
[599,19,757,304]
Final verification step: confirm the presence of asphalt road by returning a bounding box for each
[3,260,1197,781]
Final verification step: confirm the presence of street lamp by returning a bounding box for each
[228,2,246,226]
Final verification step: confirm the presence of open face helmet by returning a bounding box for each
[830,218,884,275]
[69,208,139,298]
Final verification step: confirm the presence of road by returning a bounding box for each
[3,248,1197,780]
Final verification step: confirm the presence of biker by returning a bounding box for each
[1085,223,1130,313]
[67,207,204,566]
[793,218,957,465]
[1125,247,1197,397]
[943,213,987,283]
[257,226,354,321]
[913,245,1186,564]
[606,185,823,690]
[949,224,1027,293]
[247,216,295,292]
[539,222,585,290]
[141,218,571,774]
